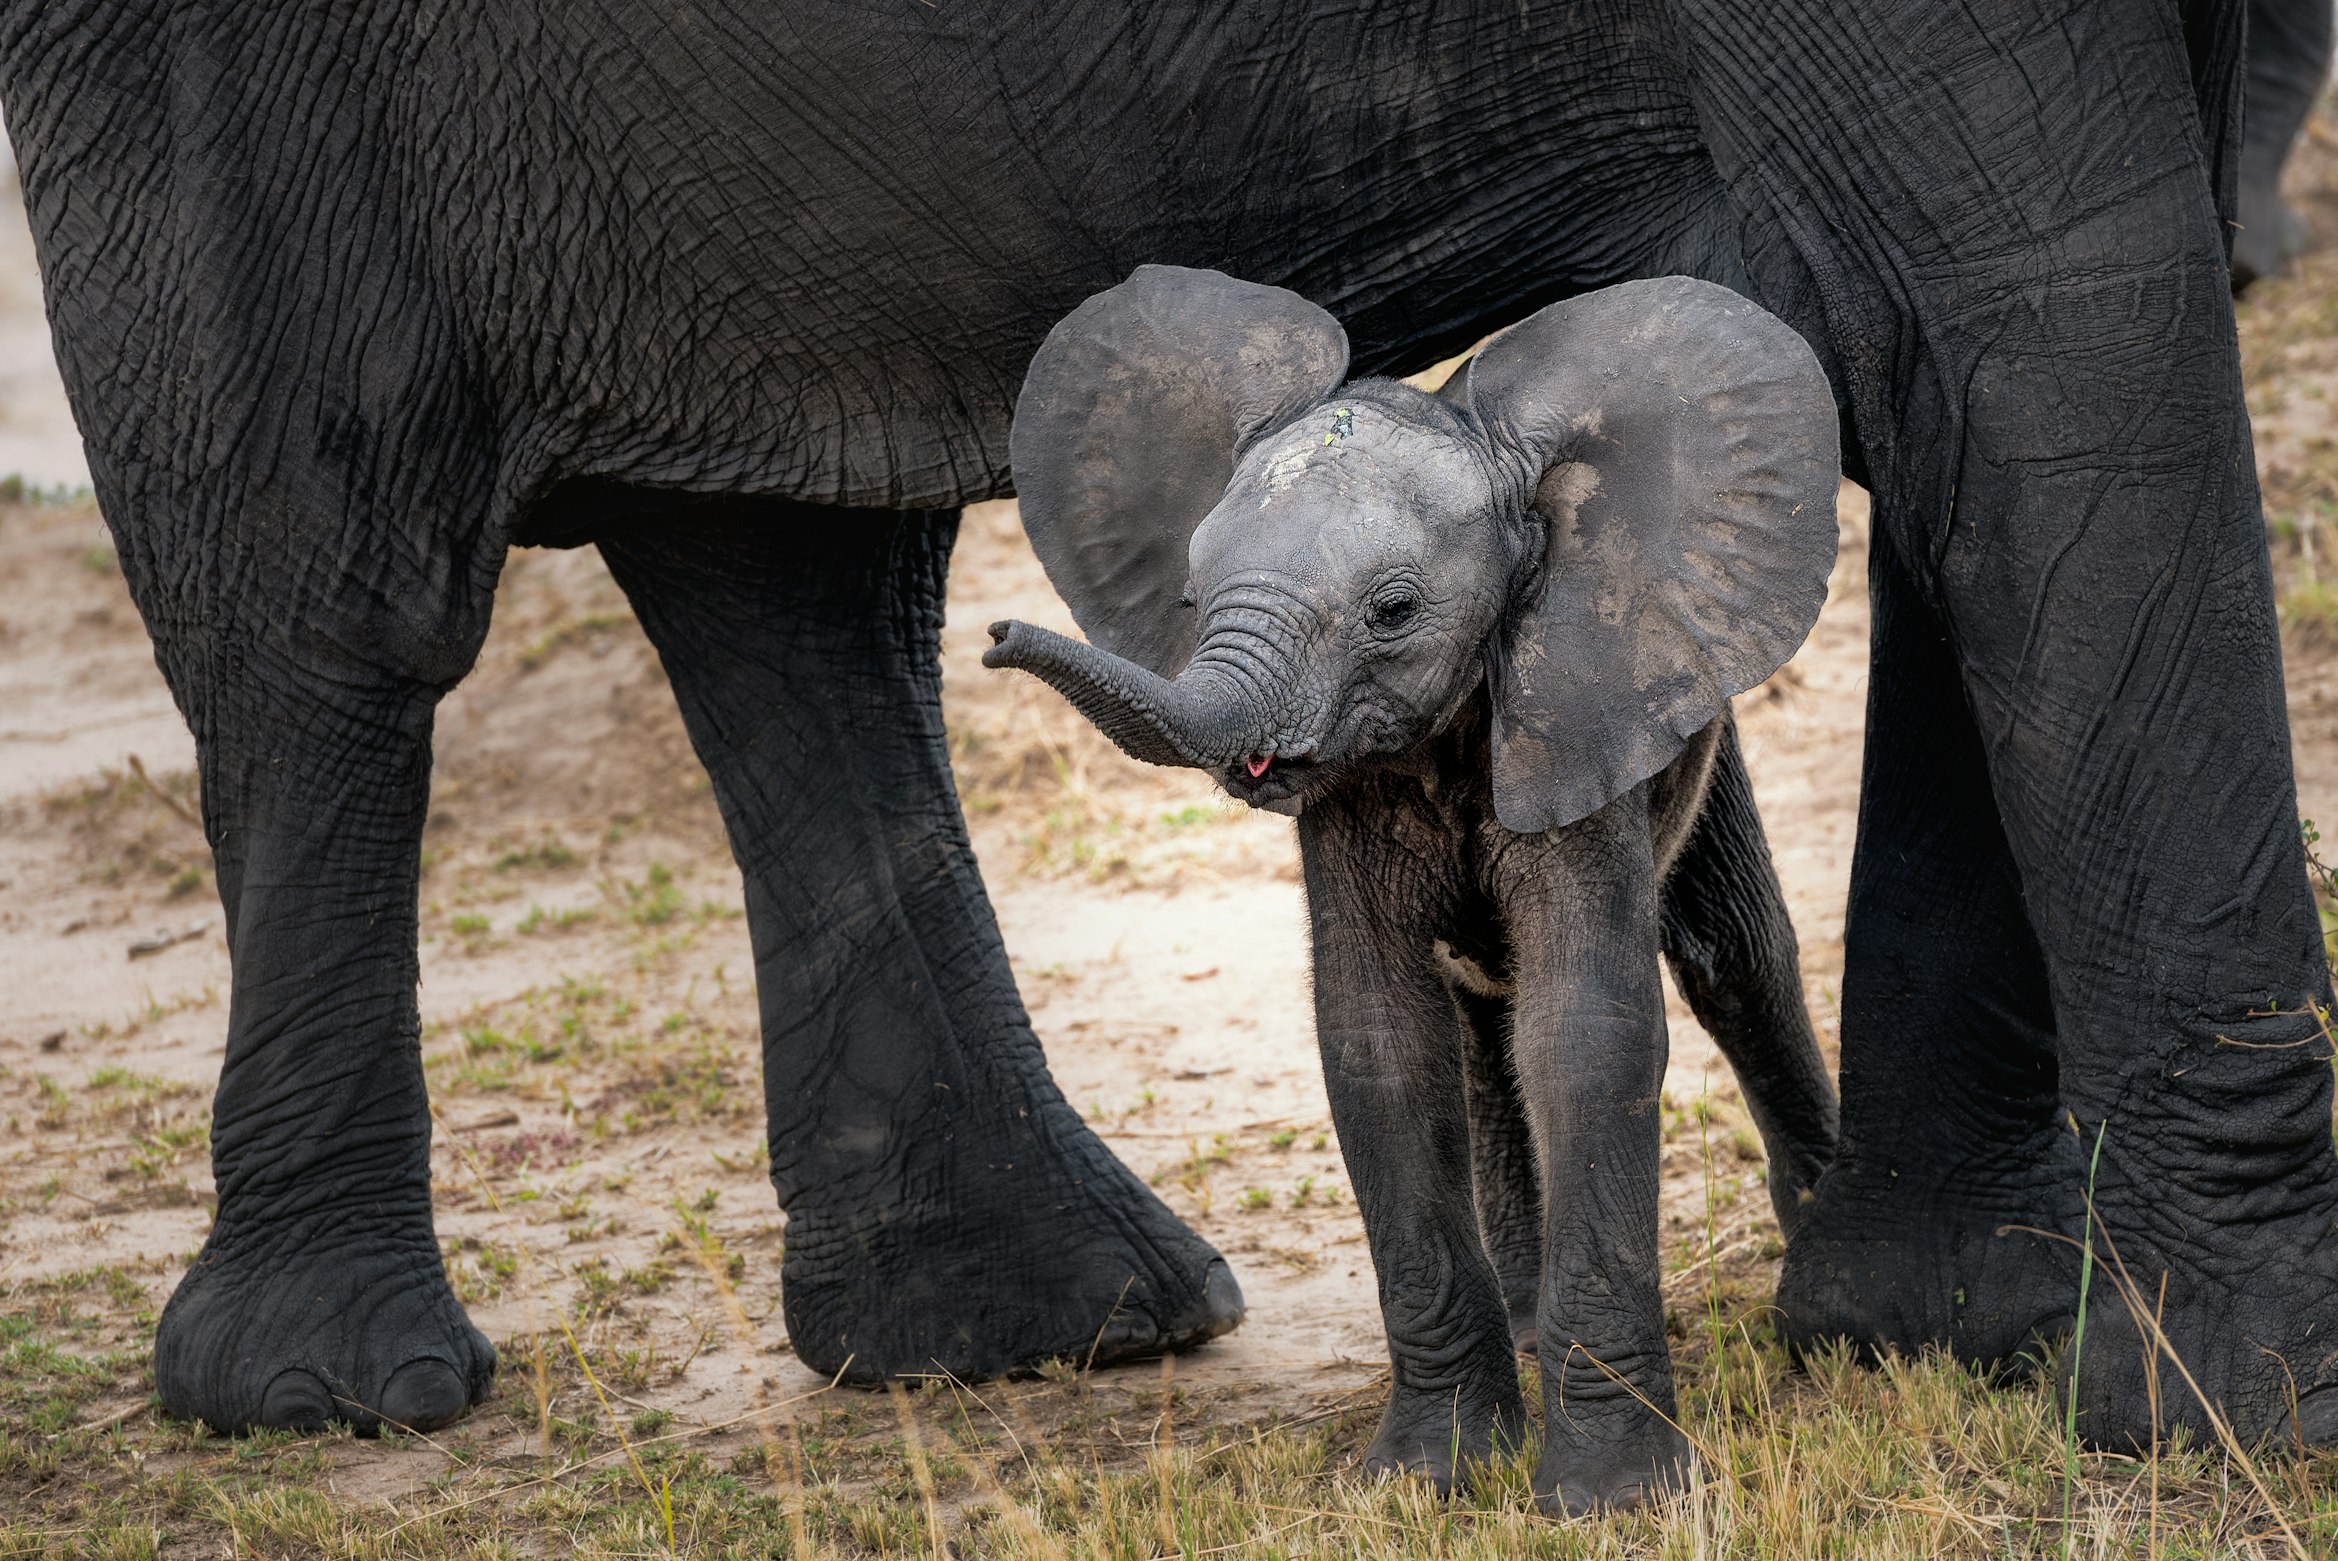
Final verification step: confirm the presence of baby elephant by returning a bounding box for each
[985,266,1842,1515]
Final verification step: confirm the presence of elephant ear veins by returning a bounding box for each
[1455,276,1839,835]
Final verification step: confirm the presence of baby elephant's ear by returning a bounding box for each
[1455,278,1839,834]
[1011,265,1350,678]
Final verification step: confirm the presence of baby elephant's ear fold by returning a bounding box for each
[1010,264,1350,679]
[1456,278,1839,834]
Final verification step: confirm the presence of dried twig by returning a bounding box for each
[126,754,201,832]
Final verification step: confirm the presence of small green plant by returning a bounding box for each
[626,863,685,926]
[451,912,490,936]
[1237,1186,1272,1211]
[621,1260,672,1295]
[516,902,597,934]
[2283,579,2338,640]
[496,840,579,872]
[573,1259,623,1312]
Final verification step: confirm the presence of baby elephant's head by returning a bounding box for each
[985,266,1840,833]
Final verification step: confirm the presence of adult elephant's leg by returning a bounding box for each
[1678,0,2338,1445]
[1658,719,1838,1236]
[149,548,499,1434]
[2233,0,2332,289]
[1453,985,1541,1353]
[595,505,1238,1381]
[1772,530,2080,1367]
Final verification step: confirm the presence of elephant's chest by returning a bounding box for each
[1366,766,1523,999]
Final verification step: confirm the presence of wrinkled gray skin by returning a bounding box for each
[988,271,1844,1512]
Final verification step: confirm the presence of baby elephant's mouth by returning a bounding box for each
[1223,753,1313,807]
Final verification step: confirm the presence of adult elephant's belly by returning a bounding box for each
[460,0,1732,520]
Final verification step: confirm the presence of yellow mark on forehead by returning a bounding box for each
[1321,406,1355,445]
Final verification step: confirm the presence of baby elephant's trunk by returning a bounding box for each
[983,621,1268,771]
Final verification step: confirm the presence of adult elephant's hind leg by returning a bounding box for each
[152,564,498,1434]
[1453,986,1541,1353]
[1657,719,1837,1234]
[1775,533,2082,1373]
[597,504,1239,1381]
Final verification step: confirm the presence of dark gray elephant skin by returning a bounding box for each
[3,0,2334,1453]
[2233,0,2334,290]
[986,270,1845,1512]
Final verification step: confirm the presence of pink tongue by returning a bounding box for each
[1245,754,1272,779]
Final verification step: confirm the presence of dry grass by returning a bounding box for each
[9,1181,2338,1558]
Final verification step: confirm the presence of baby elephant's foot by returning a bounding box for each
[1533,1423,1694,1517]
[1362,1379,1529,1496]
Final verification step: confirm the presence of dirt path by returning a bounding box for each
[5,120,2337,1512]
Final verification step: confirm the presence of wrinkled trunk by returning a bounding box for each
[983,620,1272,769]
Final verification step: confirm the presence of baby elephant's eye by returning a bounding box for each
[1368,591,1420,633]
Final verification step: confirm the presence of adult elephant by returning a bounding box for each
[3,0,2331,1451]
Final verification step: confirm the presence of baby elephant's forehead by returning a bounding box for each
[1234,399,1490,516]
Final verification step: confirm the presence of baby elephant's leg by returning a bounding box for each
[1504,795,1691,1517]
[1299,809,1526,1493]
[1659,721,1838,1230]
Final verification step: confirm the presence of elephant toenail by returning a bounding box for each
[1200,1260,1245,1339]
[377,1358,471,1433]
[2295,1385,2338,1447]
[1547,1480,1649,1519]
[259,1368,337,1432]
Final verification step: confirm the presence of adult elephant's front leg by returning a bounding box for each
[1774,531,2083,1370]
[152,587,498,1434]
[1678,0,2338,1446]
[596,505,1238,1382]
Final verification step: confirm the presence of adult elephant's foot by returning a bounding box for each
[1533,1425,1693,1518]
[597,511,1240,1386]
[156,1215,495,1435]
[1361,1376,1528,1496]
[2066,1181,2338,1451]
[1777,1129,2083,1373]
[776,1106,1242,1383]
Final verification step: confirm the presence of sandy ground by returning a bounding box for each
[3,116,2336,1502]
[0,134,90,491]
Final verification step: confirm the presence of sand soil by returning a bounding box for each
[5,117,2337,1504]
